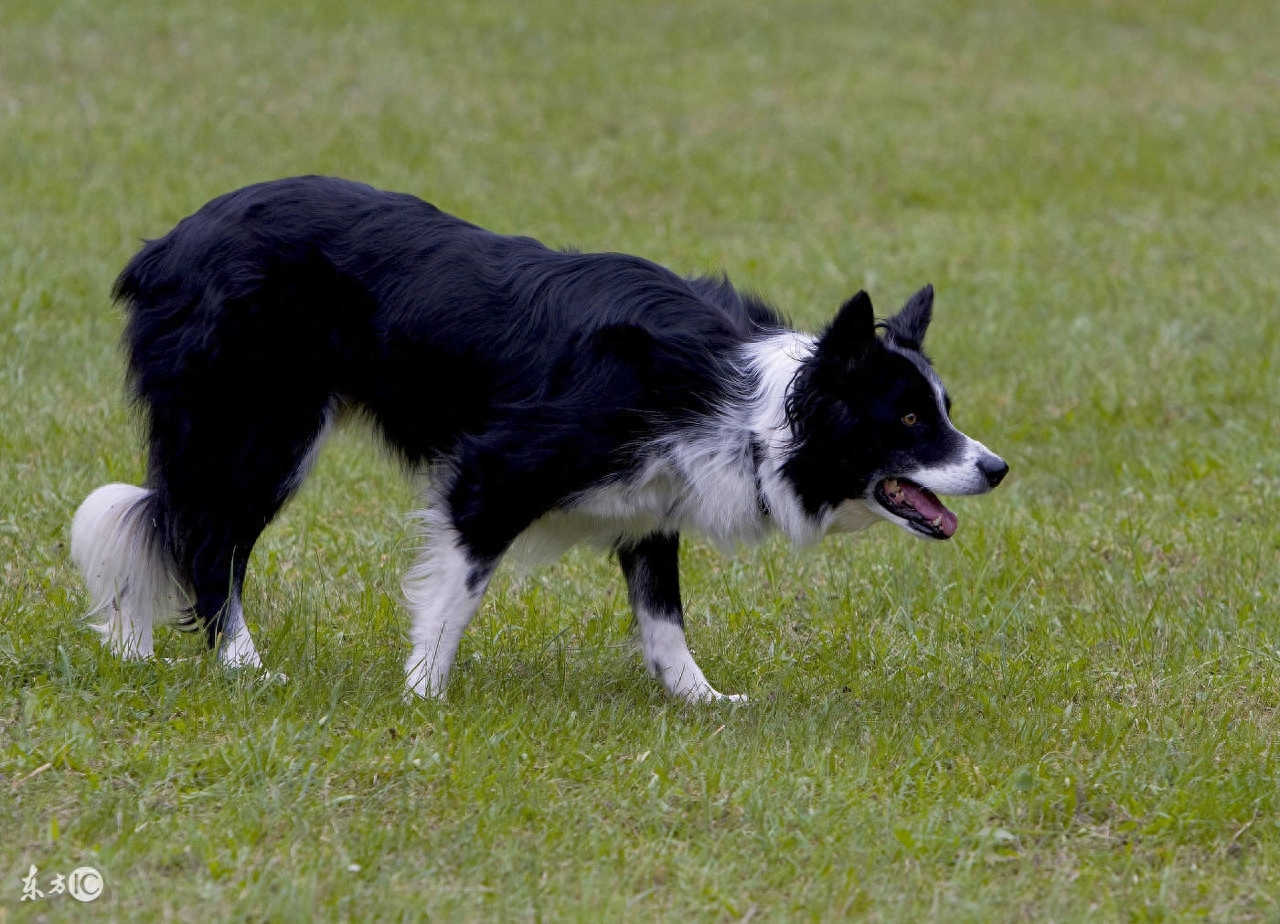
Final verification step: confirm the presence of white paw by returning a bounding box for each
[403,668,447,701]
[668,678,749,705]
[217,636,263,670]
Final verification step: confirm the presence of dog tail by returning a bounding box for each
[71,483,189,659]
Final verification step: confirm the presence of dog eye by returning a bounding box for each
[901,413,918,426]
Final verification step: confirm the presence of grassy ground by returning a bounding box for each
[3,0,1279,920]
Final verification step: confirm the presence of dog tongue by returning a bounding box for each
[902,483,958,538]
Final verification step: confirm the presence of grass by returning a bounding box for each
[2,0,1279,919]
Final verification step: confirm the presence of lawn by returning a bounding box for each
[2,0,1279,920]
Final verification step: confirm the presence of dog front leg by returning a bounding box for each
[617,532,745,703]
[403,513,497,699]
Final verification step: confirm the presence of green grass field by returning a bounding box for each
[3,0,1279,920]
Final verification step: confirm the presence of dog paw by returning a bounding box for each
[672,682,749,705]
[403,676,447,702]
[700,689,748,704]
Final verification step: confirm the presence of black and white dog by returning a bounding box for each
[72,176,1007,702]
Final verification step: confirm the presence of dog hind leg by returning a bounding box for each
[146,400,333,668]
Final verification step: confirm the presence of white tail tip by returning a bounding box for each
[71,483,183,659]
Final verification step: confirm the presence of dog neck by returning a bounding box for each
[739,332,839,547]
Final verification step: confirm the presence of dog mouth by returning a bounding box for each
[874,478,958,539]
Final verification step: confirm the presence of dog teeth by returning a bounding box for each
[930,515,943,527]
[884,479,898,492]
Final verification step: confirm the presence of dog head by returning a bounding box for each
[781,285,1007,539]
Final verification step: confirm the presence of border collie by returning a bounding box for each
[71,176,1007,702]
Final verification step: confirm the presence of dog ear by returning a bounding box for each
[818,290,877,367]
[885,284,934,349]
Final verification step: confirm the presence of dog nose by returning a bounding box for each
[979,456,1009,488]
